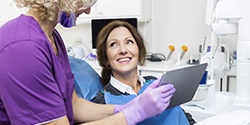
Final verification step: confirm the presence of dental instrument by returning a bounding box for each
[180,45,188,60]
[166,45,175,61]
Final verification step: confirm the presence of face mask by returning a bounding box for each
[57,11,76,28]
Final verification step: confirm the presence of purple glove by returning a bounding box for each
[115,78,176,125]
[114,78,163,114]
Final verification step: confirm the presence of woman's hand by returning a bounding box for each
[114,78,176,125]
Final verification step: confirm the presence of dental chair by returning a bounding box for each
[68,56,103,101]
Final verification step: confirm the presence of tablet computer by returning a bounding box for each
[160,63,208,109]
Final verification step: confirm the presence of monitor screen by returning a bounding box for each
[91,18,138,50]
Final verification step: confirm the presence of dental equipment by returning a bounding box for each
[182,1,250,124]
[180,45,188,60]
[207,0,250,104]
[199,37,207,53]
[166,45,175,61]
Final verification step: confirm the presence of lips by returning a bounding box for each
[117,57,131,63]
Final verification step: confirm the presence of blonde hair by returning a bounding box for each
[13,0,93,21]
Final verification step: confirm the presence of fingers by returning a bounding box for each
[157,83,175,93]
[153,84,175,104]
[162,92,174,103]
[153,91,174,110]
[149,76,162,88]
[147,83,175,100]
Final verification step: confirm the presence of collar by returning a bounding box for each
[110,76,145,95]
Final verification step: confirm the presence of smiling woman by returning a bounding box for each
[91,18,137,55]
[105,26,140,83]
[93,20,194,125]
[96,20,146,86]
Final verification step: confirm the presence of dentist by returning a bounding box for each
[0,0,175,125]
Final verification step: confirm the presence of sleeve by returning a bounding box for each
[0,41,66,125]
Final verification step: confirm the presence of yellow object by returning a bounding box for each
[180,45,188,60]
[182,45,188,52]
[169,45,175,51]
[166,45,175,61]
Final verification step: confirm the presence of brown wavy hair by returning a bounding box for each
[96,20,147,86]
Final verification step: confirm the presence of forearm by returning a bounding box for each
[78,112,127,125]
[73,95,114,123]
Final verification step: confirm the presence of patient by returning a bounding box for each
[93,20,195,125]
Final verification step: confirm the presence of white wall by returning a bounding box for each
[151,0,237,60]
[152,0,210,54]
[56,0,238,59]
[0,0,238,59]
[152,0,210,57]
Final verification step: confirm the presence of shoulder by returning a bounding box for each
[0,15,48,50]
[0,20,51,61]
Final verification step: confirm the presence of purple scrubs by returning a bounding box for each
[0,14,74,125]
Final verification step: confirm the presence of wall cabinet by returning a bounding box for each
[77,0,152,24]
[0,0,151,25]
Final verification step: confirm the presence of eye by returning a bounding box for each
[127,39,135,45]
[109,42,118,48]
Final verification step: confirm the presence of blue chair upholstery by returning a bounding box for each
[68,56,103,100]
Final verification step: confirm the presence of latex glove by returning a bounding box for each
[115,78,176,125]
[114,78,163,114]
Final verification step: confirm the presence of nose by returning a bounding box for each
[77,8,91,17]
[119,44,128,55]
[84,8,91,14]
